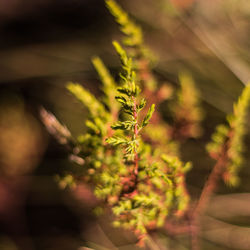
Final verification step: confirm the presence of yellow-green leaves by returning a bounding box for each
[107,42,155,164]
[42,0,250,247]
[206,124,229,159]
[117,83,140,97]
[141,104,155,128]
[171,71,203,139]
[113,41,138,90]
[55,174,76,189]
[113,40,129,64]
[226,84,250,186]
[207,84,250,187]
[92,56,119,117]
[137,98,146,112]
[92,56,116,92]
[161,154,191,216]
[67,82,106,118]
[111,120,136,130]
[106,43,173,238]
[106,0,157,95]
[106,136,128,146]
[161,154,192,174]
[106,0,143,47]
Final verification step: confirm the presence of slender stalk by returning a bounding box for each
[191,137,230,250]
[120,96,140,198]
[133,97,139,176]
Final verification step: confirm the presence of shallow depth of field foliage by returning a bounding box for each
[38,1,250,249]
[1,0,250,250]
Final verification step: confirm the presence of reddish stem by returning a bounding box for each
[120,96,139,198]
[191,137,230,250]
[133,97,139,176]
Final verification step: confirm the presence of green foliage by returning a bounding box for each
[207,84,250,186]
[67,82,107,119]
[107,41,156,164]
[141,104,155,128]
[99,42,192,245]
[206,124,229,159]
[40,2,203,246]
[161,154,192,216]
[92,56,119,118]
[226,84,250,186]
[106,0,143,48]
[55,174,76,189]
[106,0,158,91]
[40,0,250,249]
[106,135,128,146]
[170,71,204,139]
[42,36,193,245]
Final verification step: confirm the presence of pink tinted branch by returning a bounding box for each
[191,133,231,250]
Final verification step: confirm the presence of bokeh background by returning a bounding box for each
[0,0,250,249]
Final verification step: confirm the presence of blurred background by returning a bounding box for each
[0,0,250,249]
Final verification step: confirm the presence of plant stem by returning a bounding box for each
[133,96,139,176]
[191,138,230,250]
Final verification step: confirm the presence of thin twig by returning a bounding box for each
[191,137,230,250]
[133,96,139,176]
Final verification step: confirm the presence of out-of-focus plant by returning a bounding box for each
[170,72,204,140]
[40,0,250,249]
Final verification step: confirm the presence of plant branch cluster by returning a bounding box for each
[40,0,250,249]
